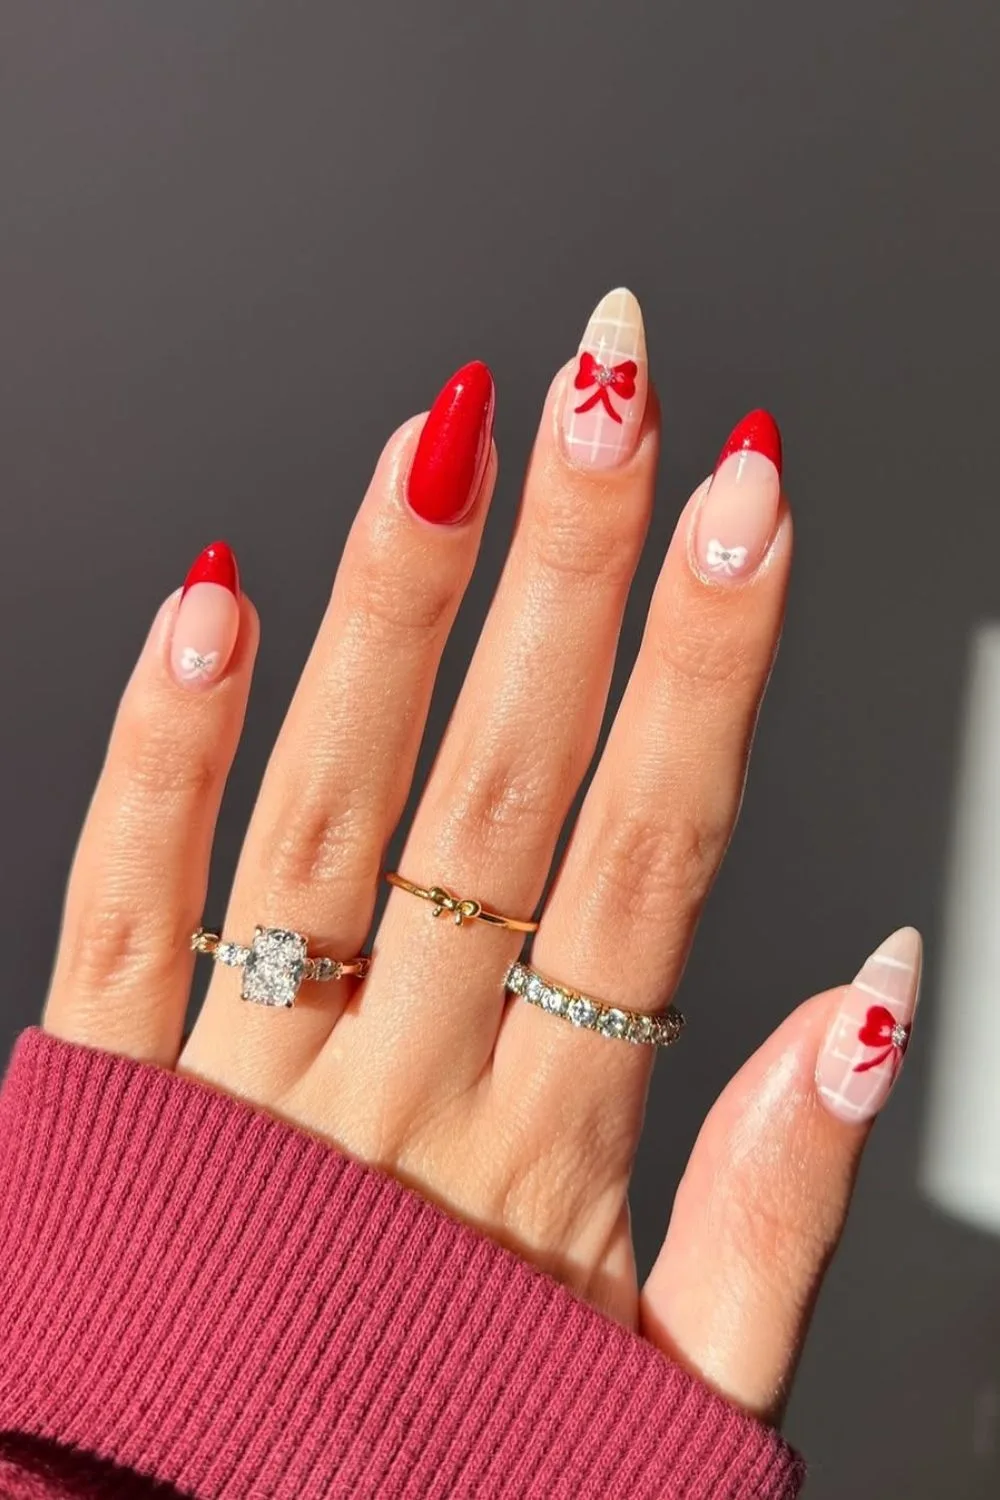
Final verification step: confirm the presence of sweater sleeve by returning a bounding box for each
[0,1029,805,1499]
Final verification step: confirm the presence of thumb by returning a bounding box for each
[641,927,922,1423]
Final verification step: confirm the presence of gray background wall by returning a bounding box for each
[2,3,997,1494]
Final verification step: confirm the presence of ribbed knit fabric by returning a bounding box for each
[0,1030,805,1499]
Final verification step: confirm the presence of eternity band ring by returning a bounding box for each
[191,926,370,1009]
[385,872,539,933]
[507,962,685,1048]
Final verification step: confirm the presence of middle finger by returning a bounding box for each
[349,290,657,1092]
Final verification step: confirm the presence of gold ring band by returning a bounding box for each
[385,873,539,933]
[191,925,370,1008]
[507,961,685,1048]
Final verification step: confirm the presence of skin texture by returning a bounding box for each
[42,295,901,1425]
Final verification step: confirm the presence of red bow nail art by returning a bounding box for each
[573,351,638,424]
[853,1004,911,1075]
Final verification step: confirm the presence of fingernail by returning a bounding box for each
[561,288,647,471]
[691,410,783,582]
[170,541,241,688]
[406,360,495,525]
[816,927,923,1124]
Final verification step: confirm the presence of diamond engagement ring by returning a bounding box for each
[191,926,370,1008]
[385,872,539,933]
[507,962,685,1048]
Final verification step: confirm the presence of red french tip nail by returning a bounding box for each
[406,361,496,526]
[715,409,783,477]
[182,540,240,598]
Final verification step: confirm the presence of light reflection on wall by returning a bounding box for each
[921,625,1000,1236]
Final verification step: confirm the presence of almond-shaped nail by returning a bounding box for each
[816,927,922,1124]
[561,288,647,471]
[170,541,241,688]
[406,361,496,525]
[692,410,783,582]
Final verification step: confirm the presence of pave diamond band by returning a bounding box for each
[191,926,370,1009]
[506,962,685,1048]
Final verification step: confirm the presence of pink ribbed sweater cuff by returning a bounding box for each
[0,1029,805,1499]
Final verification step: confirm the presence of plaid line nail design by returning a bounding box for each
[816,927,922,1124]
[561,288,647,470]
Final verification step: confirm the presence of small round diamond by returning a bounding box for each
[543,987,567,1015]
[661,1009,684,1044]
[631,1015,654,1044]
[527,976,549,1006]
[217,942,246,967]
[507,965,528,995]
[598,1008,629,1039]
[567,996,598,1029]
[890,1022,909,1049]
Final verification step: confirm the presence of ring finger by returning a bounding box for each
[182,363,497,1095]
[497,412,790,1149]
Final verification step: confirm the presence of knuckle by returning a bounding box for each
[113,700,219,802]
[64,903,185,995]
[446,754,559,854]
[264,793,381,895]
[526,492,642,588]
[493,1137,590,1247]
[653,616,760,698]
[588,798,730,930]
[346,542,457,637]
[487,1112,627,1254]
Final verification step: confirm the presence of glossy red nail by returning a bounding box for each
[713,409,783,477]
[406,361,496,525]
[181,540,240,598]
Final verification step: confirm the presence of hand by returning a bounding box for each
[43,290,919,1425]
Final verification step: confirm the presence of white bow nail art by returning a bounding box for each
[705,538,749,575]
[178,646,221,680]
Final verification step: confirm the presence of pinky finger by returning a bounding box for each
[44,542,258,1067]
[641,927,922,1422]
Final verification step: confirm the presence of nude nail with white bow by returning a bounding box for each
[169,541,241,689]
[691,411,783,582]
[560,288,648,471]
[816,927,922,1125]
